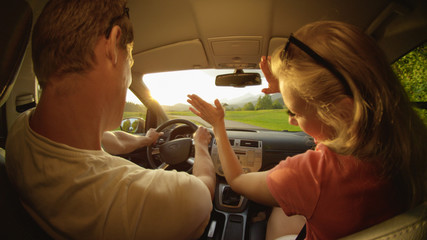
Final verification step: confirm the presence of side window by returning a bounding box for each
[391,42,427,123]
[121,89,147,133]
[124,89,147,119]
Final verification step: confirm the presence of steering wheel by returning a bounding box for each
[147,119,198,172]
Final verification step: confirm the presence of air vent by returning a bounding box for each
[240,140,258,148]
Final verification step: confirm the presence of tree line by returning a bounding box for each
[124,102,146,112]
[225,95,284,111]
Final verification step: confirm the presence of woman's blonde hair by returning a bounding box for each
[271,21,427,207]
[32,0,134,88]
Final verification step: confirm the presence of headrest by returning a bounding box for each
[0,0,33,107]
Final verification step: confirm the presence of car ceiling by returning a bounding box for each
[23,0,426,77]
[127,0,427,76]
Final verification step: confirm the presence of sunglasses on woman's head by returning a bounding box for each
[280,34,353,97]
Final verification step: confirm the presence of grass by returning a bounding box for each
[123,109,302,131]
[168,109,302,131]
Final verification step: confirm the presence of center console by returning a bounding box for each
[201,182,269,240]
[200,138,268,240]
[203,183,248,240]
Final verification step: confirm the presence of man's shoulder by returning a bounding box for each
[5,109,33,151]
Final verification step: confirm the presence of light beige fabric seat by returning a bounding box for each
[340,202,427,240]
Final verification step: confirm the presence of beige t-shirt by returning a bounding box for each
[6,109,212,240]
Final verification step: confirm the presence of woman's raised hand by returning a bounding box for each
[260,56,280,94]
[187,94,225,129]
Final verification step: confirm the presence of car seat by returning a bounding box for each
[0,0,52,239]
[340,201,426,239]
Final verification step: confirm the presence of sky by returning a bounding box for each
[127,69,268,106]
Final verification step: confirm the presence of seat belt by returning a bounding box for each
[295,224,306,240]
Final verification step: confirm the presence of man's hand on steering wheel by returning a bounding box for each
[193,126,212,147]
[145,128,164,145]
[147,119,199,172]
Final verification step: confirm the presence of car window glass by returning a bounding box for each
[142,69,302,131]
[391,42,427,123]
[125,89,147,119]
[144,69,265,106]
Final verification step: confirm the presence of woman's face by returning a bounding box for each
[280,83,332,141]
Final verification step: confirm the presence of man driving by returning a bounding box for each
[5,0,216,239]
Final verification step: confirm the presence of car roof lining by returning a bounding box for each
[127,0,427,75]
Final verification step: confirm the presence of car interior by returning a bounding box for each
[0,0,426,239]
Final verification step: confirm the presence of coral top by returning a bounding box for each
[267,144,404,239]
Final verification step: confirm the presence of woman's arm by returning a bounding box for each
[187,94,278,206]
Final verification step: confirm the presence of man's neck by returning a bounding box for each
[30,79,106,151]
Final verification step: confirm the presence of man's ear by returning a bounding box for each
[105,25,122,65]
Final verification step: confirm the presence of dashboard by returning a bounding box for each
[221,130,314,171]
[167,124,315,174]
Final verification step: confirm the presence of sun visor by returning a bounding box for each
[133,39,208,75]
[208,36,262,69]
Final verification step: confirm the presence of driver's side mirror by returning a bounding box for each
[120,117,145,134]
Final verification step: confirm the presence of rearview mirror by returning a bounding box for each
[120,117,145,134]
[215,69,261,87]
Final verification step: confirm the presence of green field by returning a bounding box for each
[168,109,302,131]
[123,109,301,131]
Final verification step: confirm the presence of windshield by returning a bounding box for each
[141,69,301,131]
[126,41,426,132]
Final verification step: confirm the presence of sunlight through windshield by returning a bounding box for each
[144,69,268,106]
[126,69,301,131]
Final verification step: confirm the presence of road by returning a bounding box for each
[172,115,267,130]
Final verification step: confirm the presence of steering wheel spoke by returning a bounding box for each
[186,157,195,165]
[151,147,160,155]
[158,162,170,170]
